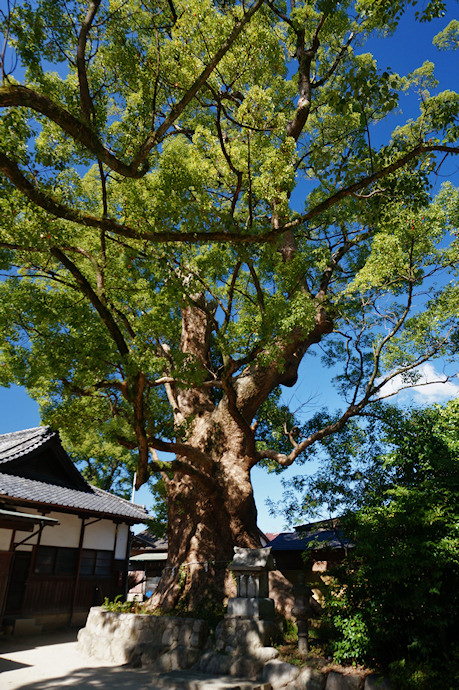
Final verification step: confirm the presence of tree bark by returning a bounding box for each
[150,411,261,612]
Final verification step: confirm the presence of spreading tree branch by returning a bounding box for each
[50,246,130,357]
[131,0,266,168]
[1,144,458,244]
[0,85,146,178]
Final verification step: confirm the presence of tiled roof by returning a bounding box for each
[0,426,149,523]
[267,527,349,551]
[0,471,150,522]
[132,529,168,551]
[0,426,56,464]
[264,532,280,542]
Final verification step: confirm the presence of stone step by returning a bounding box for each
[149,670,272,689]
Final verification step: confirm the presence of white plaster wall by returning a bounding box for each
[13,507,40,548]
[40,511,82,548]
[14,530,38,545]
[0,529,12,551]
[83,519,116,551]
[114,523,129,560]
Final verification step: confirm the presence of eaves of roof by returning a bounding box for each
[0,472,149,523]
[0,507,59,527]
[130,553,167,562]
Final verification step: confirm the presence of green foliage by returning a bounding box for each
[0,2,459,569]
[304,402,459,682]
[433,19,459,50]
[102,595,152,614]
[329,611,370,665]
[282,617,298,642]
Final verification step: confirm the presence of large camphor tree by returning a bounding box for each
[1,0,459,611]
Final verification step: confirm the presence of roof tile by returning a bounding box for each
[0,471,149,521]
[0,426,55,463]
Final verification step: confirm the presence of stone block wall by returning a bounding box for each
[77,606,208,671]
[77,608,393,689]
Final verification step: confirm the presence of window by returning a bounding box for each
[35,546,78,575]
[35,546,55,574]
[80,549,112,577]
[94,550,111,576]
[56,547,79,574]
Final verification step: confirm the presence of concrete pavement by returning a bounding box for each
[0,628,153,689]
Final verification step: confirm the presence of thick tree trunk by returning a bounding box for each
[148,297,333,613]
[150,413,261,613]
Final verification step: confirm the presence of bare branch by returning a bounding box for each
[221,359,257,457]
[77,0,101,125]
[1,0,13,84]
[247,260,265,313]
[148,437,213,471]
[284,143,459,232]
[2,143,458,245]
[287,15,325,141]
[148,453,214,489]
[311,31,354,89]
[222,260,242,330]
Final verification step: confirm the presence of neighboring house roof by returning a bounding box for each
[267,520,350,552]
[0,426,89,490]
[0,427,149,524]
[264,532,280,542]
[131,526,269,555]
[131,529,168,552]
[0,426,56,463]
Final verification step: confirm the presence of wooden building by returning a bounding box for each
[0,426,149,632]
[128,530,168,600]
[267,519,352,604]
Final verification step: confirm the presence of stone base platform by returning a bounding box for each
[226,597,275,620]
[150,670,271,689]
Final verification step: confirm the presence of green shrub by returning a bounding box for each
[330,611,370,665]
[305,404,459,677]
[102,595,151,614]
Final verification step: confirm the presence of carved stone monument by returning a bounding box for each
[226,546,275,620]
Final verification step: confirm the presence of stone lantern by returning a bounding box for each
[226,546,275,620]
[292,585,312,656]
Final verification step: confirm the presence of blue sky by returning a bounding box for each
[1,2,459,533]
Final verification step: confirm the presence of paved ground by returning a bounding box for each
[0,629,269,689]
[0,628,153,689]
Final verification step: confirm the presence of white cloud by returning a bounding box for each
[378,363,459,404]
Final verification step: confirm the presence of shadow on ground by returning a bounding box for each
[6,666,154,690]
[0,657,32,672]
